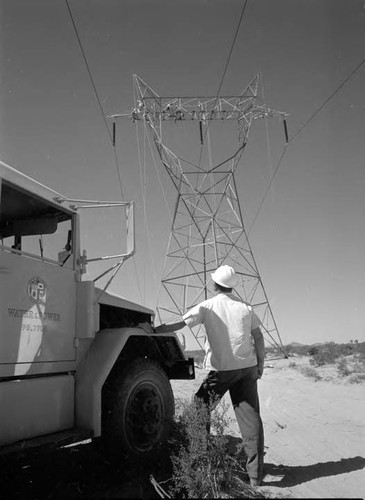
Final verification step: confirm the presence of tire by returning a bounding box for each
[102,357,174,460]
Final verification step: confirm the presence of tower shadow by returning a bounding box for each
[262,456,365,487]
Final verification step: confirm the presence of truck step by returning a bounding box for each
[0,428,93,457]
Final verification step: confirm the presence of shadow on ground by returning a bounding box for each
[222,436,365,495]
[262,456,365,487]
[6,435,360,498]
[0,440,168,499]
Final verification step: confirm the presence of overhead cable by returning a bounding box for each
[135,112,159,294]
[64,0,124,199]
[248,54,365,235]
[214,0,249,102]
[199,0,249,164]
[65,0,147,302]
[289,55,365,143]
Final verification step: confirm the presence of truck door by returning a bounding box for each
[0,180,77,376]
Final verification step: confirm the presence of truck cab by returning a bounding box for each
[0,160,194,458]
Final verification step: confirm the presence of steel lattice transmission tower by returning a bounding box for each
[114,74,288,355]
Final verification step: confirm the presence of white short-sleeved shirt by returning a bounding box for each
[183,292,261,371]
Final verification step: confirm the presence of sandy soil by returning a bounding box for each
[1,356,364,499]
[171,356,365,499]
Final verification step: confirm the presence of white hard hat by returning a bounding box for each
[211,265,239,288]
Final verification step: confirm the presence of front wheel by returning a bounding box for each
[102,357,174,460]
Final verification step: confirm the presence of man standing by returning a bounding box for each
[155,264,265,487]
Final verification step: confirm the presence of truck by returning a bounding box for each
[0,160,194,460]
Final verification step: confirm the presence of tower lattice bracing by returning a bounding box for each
[119,74,287,354]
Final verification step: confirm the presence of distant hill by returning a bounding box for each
[186,342,365,361]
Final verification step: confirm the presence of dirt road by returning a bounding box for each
[171,358,365,498]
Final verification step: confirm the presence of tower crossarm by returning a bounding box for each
[111,74,287,128]
[126,95,286,125]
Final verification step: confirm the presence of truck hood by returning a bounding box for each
[94,287,154,316]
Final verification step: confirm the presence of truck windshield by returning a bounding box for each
[0,180,72,265]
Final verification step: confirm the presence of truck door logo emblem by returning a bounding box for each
[27,277,47,304]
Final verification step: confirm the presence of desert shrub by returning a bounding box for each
[290,344,312,356]
[300,366,322,381]
[168,397,231,498]
[337,357,351,377]
[356,342,365,355]
[167,398,260,499]
[348,373,365,384]
[355,351,365,365]
[353,358,365,374]
[309,342,361,367]
[308,346,319,357]
[310,343,341,366]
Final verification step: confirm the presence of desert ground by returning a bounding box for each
[1,355,364,499]
[171,356,365,499]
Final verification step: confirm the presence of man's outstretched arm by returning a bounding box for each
[155,321,186,333]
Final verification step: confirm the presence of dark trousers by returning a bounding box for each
[195,365,264,481]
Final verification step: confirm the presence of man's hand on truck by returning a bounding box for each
[137,322,156,334]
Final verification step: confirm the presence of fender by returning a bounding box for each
[75,327,180,436]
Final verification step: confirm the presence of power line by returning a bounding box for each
[199,0,249,162]
[248,54,365,235]
[289,55,365,143]
[65,0,147,303]
[64,0,124,199]
[214,0,249,101]
[248,145,288,236]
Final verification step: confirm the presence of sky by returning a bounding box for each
[1,0,365,349]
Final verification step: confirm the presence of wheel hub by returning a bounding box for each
[126,384,163,451]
